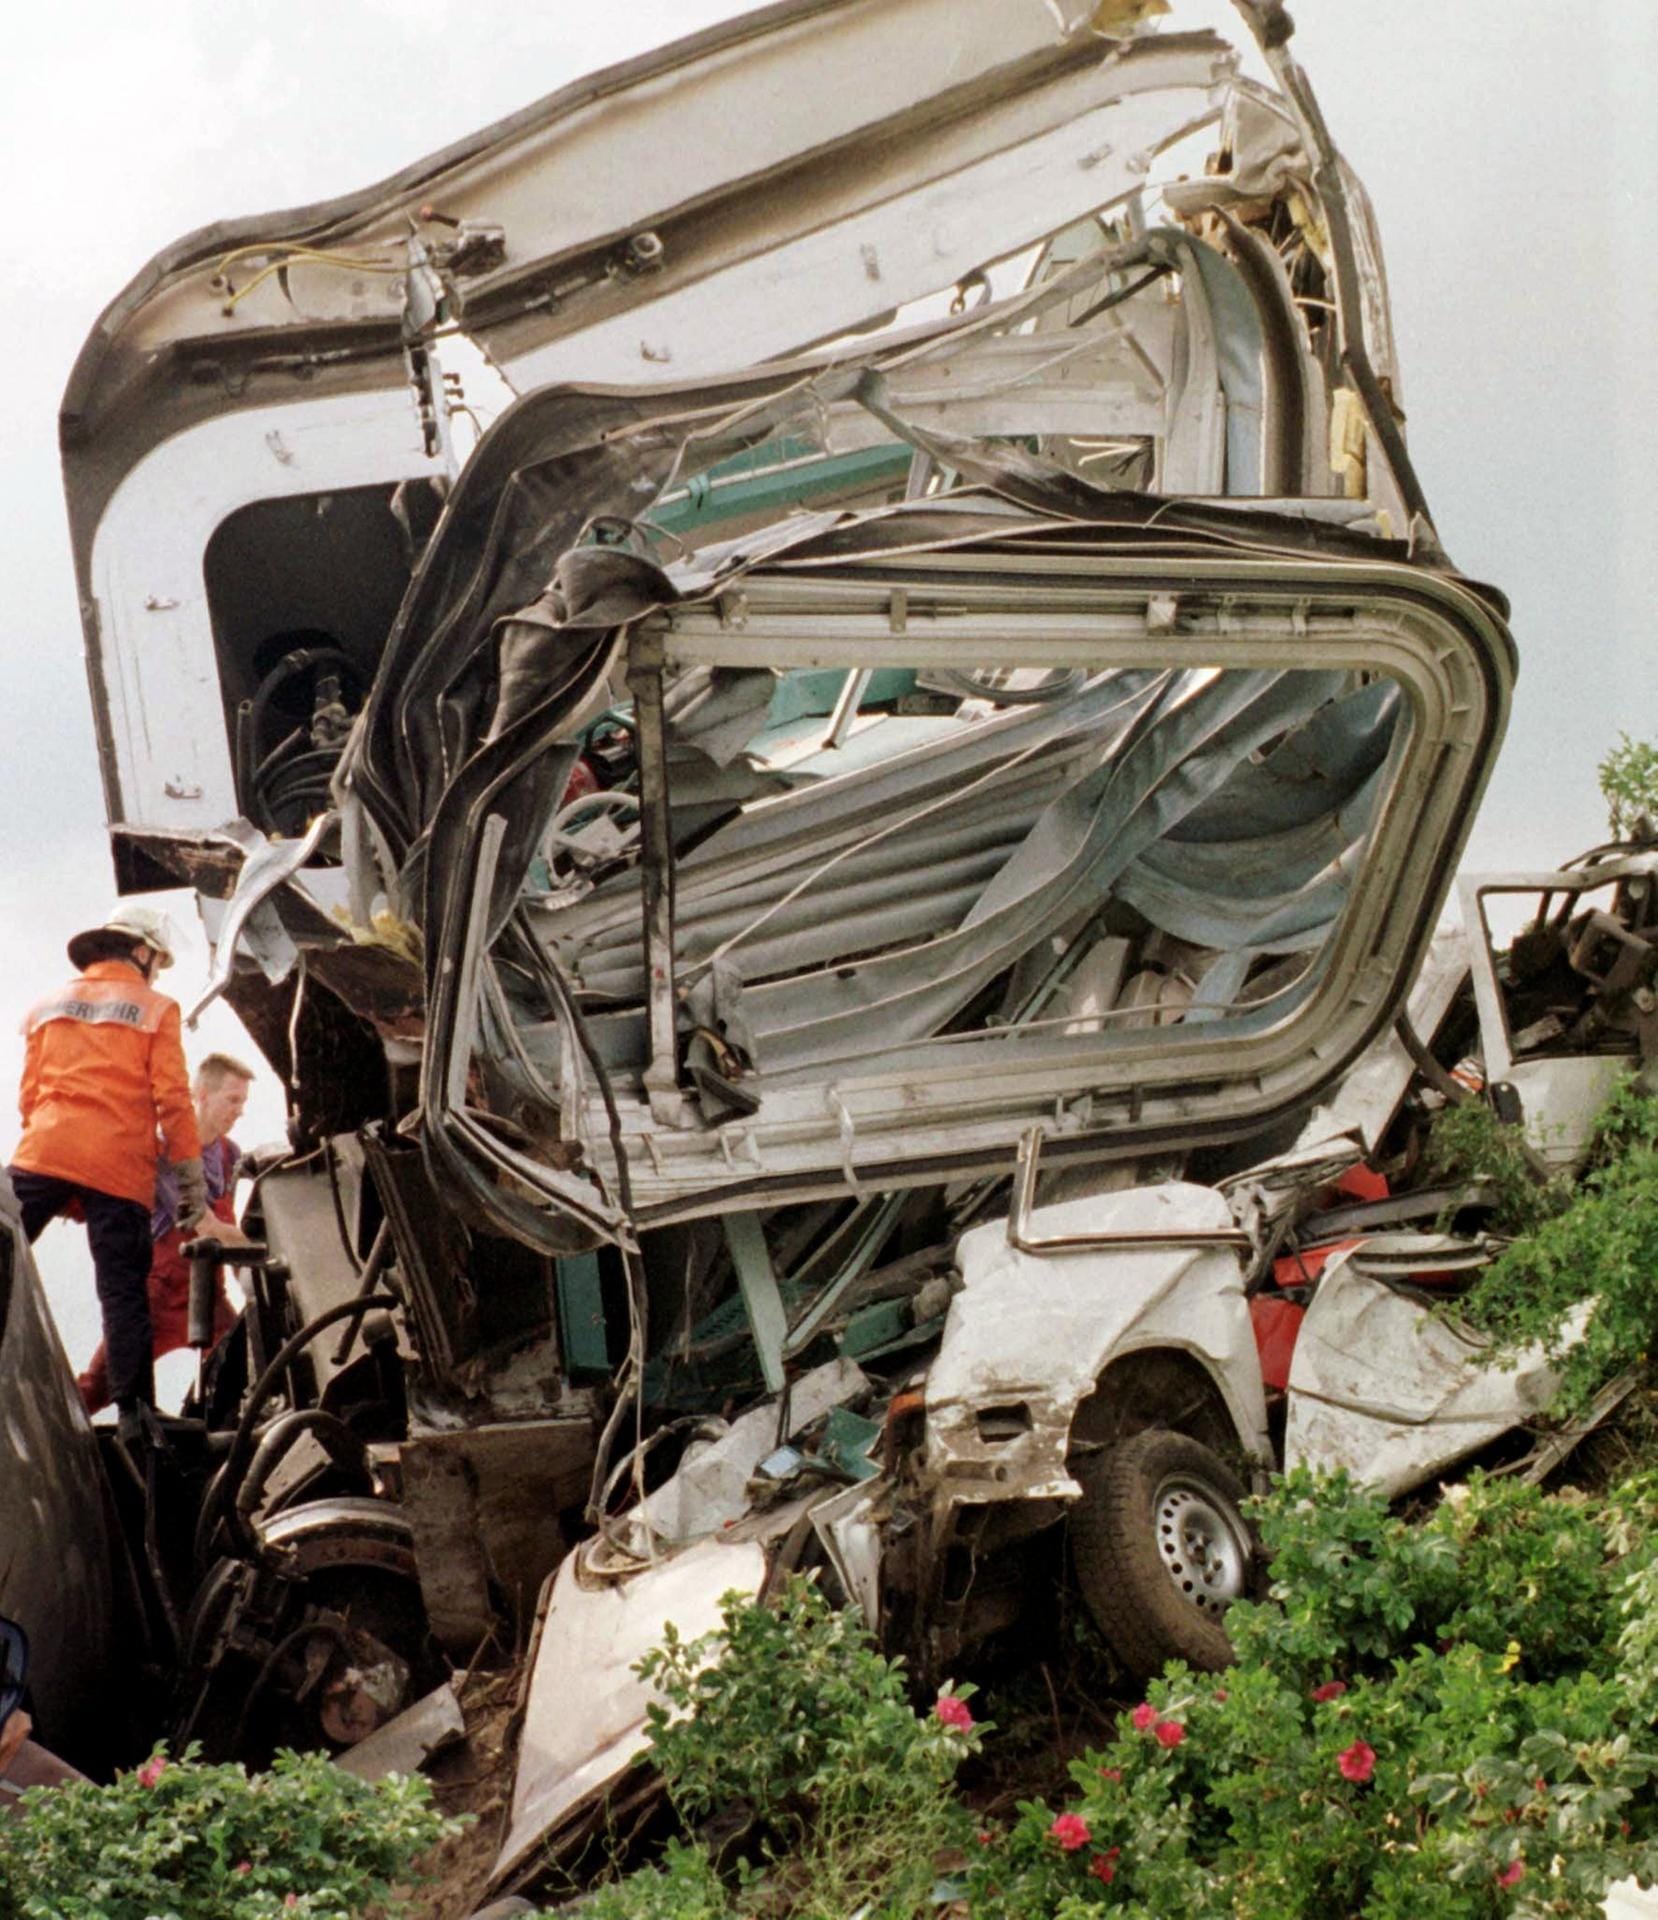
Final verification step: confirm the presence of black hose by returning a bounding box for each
[106,1431,181,1659]
[228,1617,357,1755]
[1394,1011,1472,1108]
[242,646,363,832]
[325,1140,364,1275]
[330,1220,394,1365]
[252,724,306,784]
[194,1293,397,1571]
[245,648,360,775]
[511,916,649,1525]
[1068,263,1171,331]
[231,1409,374,1551]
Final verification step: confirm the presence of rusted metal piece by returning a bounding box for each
[334,1681,467,1780]
[399,1421,594,1656]
[317,1640,410,1746]
[1516,1371,1644,1488]
[626,631,683,1124]
[399,1445,493,1658]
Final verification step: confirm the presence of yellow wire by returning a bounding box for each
[213,240,399,276]
[213,241,405,312]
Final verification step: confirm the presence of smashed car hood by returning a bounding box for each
[926,1180,1269,1500]
[497,1530,768,1883]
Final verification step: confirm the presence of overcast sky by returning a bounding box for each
[3,0,1654,1389]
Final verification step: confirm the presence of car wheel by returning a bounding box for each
[1070,1427,1255,1679]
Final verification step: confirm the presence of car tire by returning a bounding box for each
[1071,1427,1255,1679]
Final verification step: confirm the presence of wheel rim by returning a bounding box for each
[1151,1474,1250,1617]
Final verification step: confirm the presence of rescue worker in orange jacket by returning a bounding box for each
[77,1051,255,1415]
[7,908,206,1423]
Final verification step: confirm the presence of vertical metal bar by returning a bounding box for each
[782,1190,907,1360]
[446,811,507,1111]
[1230,1,1435,535]
[1456,877,1515,1087]
[725,1211,788,1396]
[628,633,681,1110]
[825,668,873,750]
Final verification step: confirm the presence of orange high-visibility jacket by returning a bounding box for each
[13,960,202,1208]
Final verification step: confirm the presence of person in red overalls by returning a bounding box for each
[77,1051,256,1416]
[8,907,205,1431]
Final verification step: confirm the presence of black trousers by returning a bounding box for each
[8,1169,155,1411]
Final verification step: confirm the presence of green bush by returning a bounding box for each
[967,1472,1658,1919]
[0,1745,456,1920]
[639,1576,980,1837]
[577,1840,740,1920]
[1453,1084,1658,1410]
[548,1476,1658,1920]
[1598,733,1658,840]
[572,1577,982,1919]
[1423,1100,1568,1238]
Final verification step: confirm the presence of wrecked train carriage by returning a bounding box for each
[52,0,1528,1769]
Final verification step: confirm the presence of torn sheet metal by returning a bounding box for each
[428,523,1510,1236]
[198,894,298,991]
[810,1479,887,1629]
[636,1357,867,1548]
[1500,1057,1634,1170]
[494,1532,767,1886]
[555,660,1373,1059]
[495,1361,868,1881]
[925,1183,1269,1505]
[1283,926,1470,1162]
[1283,1244,1588,1498]
[65,11,1232,848]
[334,1682,466,1780]
[65,0,1515,1257]
[1459,851,1658,1166]
[187,812,336,1024]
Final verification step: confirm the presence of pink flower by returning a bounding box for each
[1130,1702,1157,1732]
[1496,1859,1526,1889]
[1310,1680,1347,1703]
[136,1755,168,1789]
[1050,1812,1092,1851]
[1089,1848,1121,1884]
[1336,1739,1376,1784]
[934,1694,975,1733]
[1098,1766,1123,1784]
[1153,1720,1186,1749]
[1213,1689,1228,1703]
[233,1862,252,1876]
[285,1898,300,1911]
